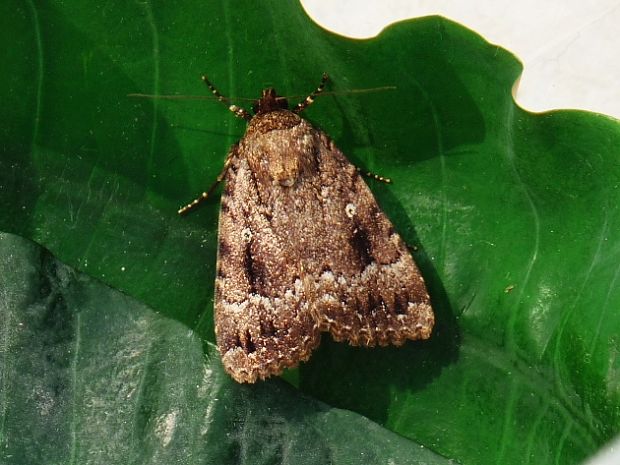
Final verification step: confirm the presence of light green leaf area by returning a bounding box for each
[1,1,620,464]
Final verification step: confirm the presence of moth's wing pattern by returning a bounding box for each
[305,130,434,347]
[214,145,321,383]
[213,117,433,383]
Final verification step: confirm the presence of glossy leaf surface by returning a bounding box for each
[1,1,620,464]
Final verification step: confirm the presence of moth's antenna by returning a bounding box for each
[127,87,396,102]
[318,86,397,97]
[293,73,329,114]
[127,78,397,107]
[127,93,258,102]
[201,75,252,121]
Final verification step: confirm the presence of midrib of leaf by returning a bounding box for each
[138,0,161,186]
[25,0,44,155]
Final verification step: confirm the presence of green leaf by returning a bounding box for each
[0,232,447,464]
[1,1,620,464]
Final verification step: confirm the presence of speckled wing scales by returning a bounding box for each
[213,113,433,384]
[214,144,321,383]
[307,131,434,347]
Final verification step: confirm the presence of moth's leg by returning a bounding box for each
[293,73,329,114]
[201,75,252,121]
[178,152,234,215]
[357,167,392,184]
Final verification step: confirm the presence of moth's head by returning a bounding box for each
[252,88,289,115]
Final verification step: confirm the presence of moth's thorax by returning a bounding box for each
[242,113,319,188]
[245,109,301,135]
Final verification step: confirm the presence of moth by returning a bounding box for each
[179,74,434,383]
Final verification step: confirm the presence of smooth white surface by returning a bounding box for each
[584,435,620,465]
[300,0,620,120]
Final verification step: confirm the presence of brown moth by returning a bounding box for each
[179,74,434,383]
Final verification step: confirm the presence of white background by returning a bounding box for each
[300,0,620,120]
[300,2,620,464]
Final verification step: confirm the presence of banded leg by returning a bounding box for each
[357,167,392,184]
[201,75,252,121]
[293,73,329,114]
[178,153,234,215]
